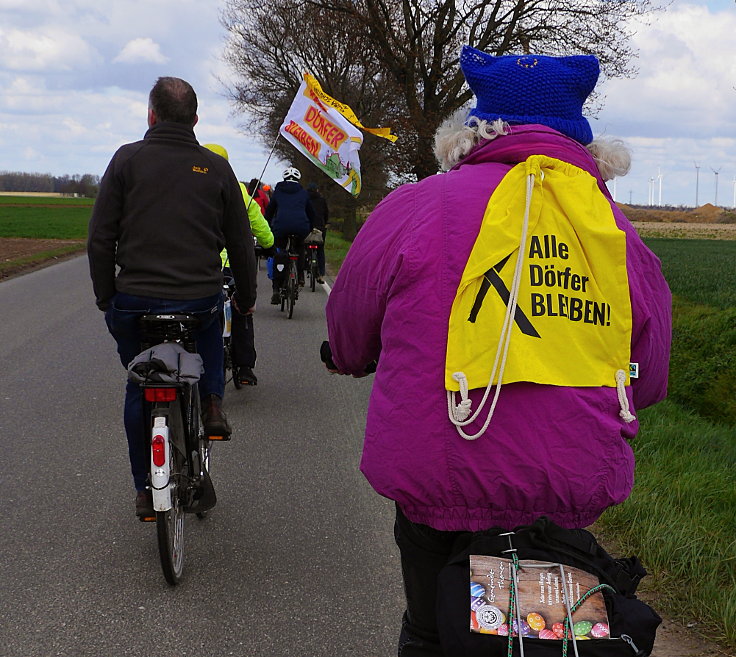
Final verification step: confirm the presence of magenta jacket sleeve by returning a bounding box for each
[325,186,414,375]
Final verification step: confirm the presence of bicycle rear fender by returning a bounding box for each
[150,415,172,512]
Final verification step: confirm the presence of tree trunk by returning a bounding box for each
[341,199,359,241]
[413,130,440,180]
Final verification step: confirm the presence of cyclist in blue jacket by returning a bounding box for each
[264,167,315,304]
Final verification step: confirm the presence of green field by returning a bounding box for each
[642,239,736,428]
[597,237,736,648]
[0,196,92,239]
[646,238,736,309]
[0,196,94,206]
[0,207,90,239]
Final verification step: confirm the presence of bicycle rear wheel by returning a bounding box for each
[286,273,296,319]
[309,254,317,292]
[224,336,240,389]
[157,491,185,585]
[154,400,186,585]
[196,436,212,520]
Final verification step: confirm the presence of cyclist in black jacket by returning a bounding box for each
[306,182,329,284]
[87,76,257,519]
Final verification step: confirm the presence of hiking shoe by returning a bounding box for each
[237,366,258,386]
[270,292,280,304]
[201,394,232,440]
[135,490,155,521]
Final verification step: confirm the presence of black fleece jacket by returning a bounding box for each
[87,122,256,310]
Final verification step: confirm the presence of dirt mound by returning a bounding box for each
[617,203,733,224]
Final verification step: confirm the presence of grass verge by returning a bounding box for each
[324,232,353,275]
[0,243,86,277]
[596,400,736,647]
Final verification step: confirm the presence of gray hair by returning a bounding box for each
[433,110,631,181]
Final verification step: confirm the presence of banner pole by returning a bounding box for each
[225,134,281,271]
[245,134,280,213]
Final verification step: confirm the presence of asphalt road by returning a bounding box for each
[0,257,404,657]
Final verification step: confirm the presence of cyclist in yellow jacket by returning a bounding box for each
[204,144,273,385]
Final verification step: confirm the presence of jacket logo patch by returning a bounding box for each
[192,166,209,174]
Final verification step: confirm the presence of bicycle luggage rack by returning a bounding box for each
[139,314,199,352]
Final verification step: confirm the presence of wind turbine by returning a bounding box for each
[711,167,721,206]
[657,168,663,206]
[694,161,700,207]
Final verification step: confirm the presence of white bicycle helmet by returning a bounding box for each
[283,166,301,181]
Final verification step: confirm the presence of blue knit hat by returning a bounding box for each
[460,46,599,145]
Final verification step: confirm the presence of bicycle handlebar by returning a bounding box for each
[320,340,377,375]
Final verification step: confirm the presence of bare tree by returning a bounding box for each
[308,0,663,179]
[222,0,661,186]
[221,0,401,236]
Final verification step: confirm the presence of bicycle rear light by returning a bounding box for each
[151,434,166,467]
[144,388,177,402]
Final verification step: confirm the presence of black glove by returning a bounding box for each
[320,341,378,375]
[231,292,249,315]
[320,341,338,370]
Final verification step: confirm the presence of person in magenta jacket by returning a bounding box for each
[324,47,672,655]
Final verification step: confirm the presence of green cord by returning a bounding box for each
[503,557,616,657]
[506,552,520,657]
[561,583,616,657]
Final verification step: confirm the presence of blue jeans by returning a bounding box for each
[105,292,224,490]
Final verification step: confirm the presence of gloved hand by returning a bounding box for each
[320,340,338,371]
[320,341,378,376]
[231,292,252,315]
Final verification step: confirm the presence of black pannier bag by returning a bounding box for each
[272,250,290,282]
[436,517,661,656]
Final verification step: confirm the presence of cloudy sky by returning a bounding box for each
[0,0,734,207]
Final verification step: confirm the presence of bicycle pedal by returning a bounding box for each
[207,434,231,441]
[138,514,156,522]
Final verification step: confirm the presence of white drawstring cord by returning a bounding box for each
[615,369,636,423]
[449,372,473,421]
[448,171,536,440]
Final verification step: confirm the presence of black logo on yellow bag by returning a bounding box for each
[468,254,541,338]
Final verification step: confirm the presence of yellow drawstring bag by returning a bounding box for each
[446,155,633,437]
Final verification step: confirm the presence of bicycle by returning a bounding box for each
[136,314,218,585]
[276,235,300,319]
[221,272,241,389]
[304,241,320,292]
